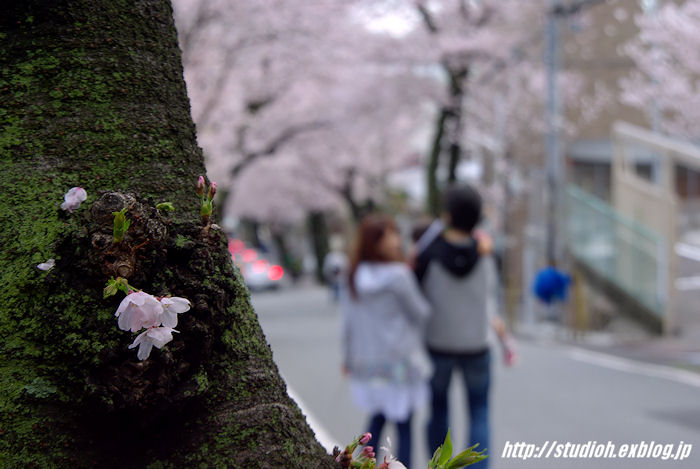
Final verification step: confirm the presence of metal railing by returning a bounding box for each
[565,185,667,317]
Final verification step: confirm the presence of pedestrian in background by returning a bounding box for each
[340,214,432,468]
[323,235,349,302]
[414,184,515,469]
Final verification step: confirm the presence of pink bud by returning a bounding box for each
[197,176,205,196]
[361,446,375,459]
[359,432,371,445]
[208,181,217,199]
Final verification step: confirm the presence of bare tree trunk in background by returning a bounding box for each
[426,108,448,216]
[0,1,335,467]
[308,211,330,284]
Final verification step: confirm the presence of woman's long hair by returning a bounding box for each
[348,213,401,299]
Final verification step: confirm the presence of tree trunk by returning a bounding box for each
[426,66,468,214]
[426,108,448,216]
[0,1,335,467]
[307,211,330,284]
[446,66,468,184]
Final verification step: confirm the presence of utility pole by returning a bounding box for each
[544,0,608,265]
[644,0,661,133]
[545,0,562,266]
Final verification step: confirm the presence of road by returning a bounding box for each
[675,242,700,339]
[252,284,700,469]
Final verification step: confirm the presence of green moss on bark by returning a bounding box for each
[0,1,335,467]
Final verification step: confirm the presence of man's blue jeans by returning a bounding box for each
[427,349,491,468]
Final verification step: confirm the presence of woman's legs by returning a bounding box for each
[367,413,412,468]
[396,414,412,468]
[366,413,386,451]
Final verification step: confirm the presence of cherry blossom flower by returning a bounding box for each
[377,459,407,469]
[36,259,55,271]
[115,291,163,332]
[159,296,191,328]
[128,326,177,360]
[60,187,87,212]
[378,438,407,469]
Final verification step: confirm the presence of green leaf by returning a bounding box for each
[103,278,119,298]
[104,276,132,298]
[156,202,175,212]
[429,446,443,469]
[439,430,453,466]
[445,445,488,469]
[112,207,130,242]
[200,199,213,217]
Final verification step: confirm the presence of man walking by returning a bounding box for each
[415,184,512,468]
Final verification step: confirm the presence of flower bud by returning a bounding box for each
[197,175,205,196]
[359,432,372,445]
[208,181,217,199]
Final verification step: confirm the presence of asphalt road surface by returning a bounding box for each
[252,284,700,469]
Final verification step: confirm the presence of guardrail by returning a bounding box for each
[565,185,667,320]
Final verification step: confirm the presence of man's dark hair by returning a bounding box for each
[444,184,482,232]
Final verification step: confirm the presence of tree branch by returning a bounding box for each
[231,121,329,178]
[415,1,439,34]
[552,0,608,16]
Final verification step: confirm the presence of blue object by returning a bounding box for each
[533,267,571,304]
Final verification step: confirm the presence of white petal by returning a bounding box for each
[117,313,130,332]
[160,311,178,328]
[60,187,87,212]
[137,342,154,360]
[128,330,148,349]
[146,327,175,348]
[160,297,191,314]
[37,259,55,271]
[73,187,87,202]
[129,291,149,307]
[115,295,132,317]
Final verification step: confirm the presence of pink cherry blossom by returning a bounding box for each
[378,459,407,469]
[620,1,700,137]
[115,291,163,332]
[60,187,87,212]
[159,296,191,328]
[128,326,177,360]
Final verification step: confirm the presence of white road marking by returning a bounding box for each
[675,242,700,262]
[287,385,341,452]
[566,347,700,388]
[675,276,700,291]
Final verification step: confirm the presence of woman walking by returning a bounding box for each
[340,214,431,467]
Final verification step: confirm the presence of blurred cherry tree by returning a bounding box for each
[172,0,607,225]
[621,0,700,138]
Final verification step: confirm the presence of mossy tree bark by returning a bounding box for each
[0,1,335,467]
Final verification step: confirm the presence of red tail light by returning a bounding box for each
[267,265,284,281]
[241,249,258,263]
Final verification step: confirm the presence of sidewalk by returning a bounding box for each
[515,316,700,374]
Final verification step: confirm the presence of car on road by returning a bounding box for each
[228,238,285,291]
